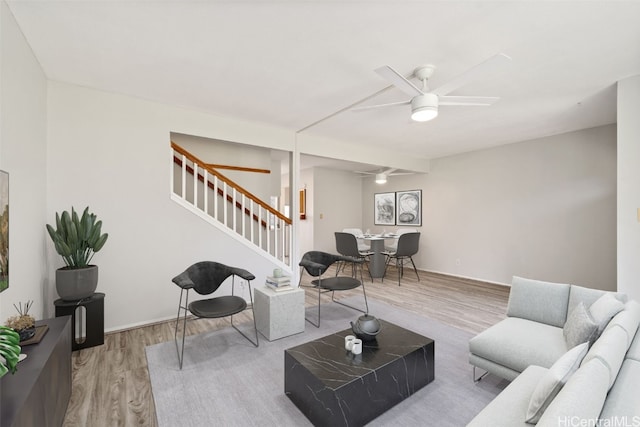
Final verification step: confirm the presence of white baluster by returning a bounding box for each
[223,182,228,227]
[266,211,271,255]
[181,154,186,199]
[193,162,198,209]
[232,188,237,233]
[258,205,262,249]
[203,170,209,215]
[250,200,255,244]
[241,194,246,238]
[213,175,218,221]
[273,216,278,260]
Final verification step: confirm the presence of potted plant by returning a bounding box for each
[0,325,20,378]
[5,301,36,341]
[46,207,108,301]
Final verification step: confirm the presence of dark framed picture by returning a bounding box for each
[0,170,8,293]
[374,192,395,225]
[396,190,421,226]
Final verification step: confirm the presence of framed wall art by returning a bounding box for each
[396,190,421,226]
[374,192,395,225]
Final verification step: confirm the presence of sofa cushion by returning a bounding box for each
[470,317,567,375]
[467,365,547,427]
[525,343,588,424]
[605,300,640,347]
[562,302,598,348]
[507,276,571,327]
[589,293,625,336]
[581,326,627,389]
[567,285,626,319]
[536,358,610,426]
[599,359,640,421]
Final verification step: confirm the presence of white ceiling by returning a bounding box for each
[6,1,640,165]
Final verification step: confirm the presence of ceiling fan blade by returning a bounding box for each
[431,53,511,96]
[351,100,411,111]
[439,96,500,106]
[375,65,424,97]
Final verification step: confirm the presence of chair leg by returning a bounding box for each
[397,257,401,286]
[473,366,489,383]
[409,256,420,281]
[382,255,392,283]
[332,264,368,314]
[362,256,373,282]
[230,279,259,347]
[174,288,190,369]
[304,276,322,328]
[334,261,343,277]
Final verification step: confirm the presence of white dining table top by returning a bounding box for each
[361,234,398,240]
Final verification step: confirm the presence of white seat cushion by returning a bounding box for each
[470,317,568,374]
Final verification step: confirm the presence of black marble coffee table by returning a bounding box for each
[284,319,435,426]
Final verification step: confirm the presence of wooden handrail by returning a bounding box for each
[171,142,292,225]
[204,164,270,174]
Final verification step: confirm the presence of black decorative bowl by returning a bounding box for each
[18,327,36,342]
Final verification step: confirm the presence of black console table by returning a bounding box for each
[1,316,72,427]
[54,292,105,351]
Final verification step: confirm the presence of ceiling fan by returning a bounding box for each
[353,53,511,122]
[354,168,414,184]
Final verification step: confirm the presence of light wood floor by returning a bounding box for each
[63,266,510,427]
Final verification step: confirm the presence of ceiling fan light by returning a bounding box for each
[375,173,387,184]
[411,93,439,122]
[411,107,438,122]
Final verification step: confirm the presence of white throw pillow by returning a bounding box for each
[525,342,589,424]
[589,293,625,336]
[563,302,598,348]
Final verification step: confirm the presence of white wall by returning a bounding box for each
[46,81,296,331]
[617,75,640,301]
[0,2,48,321]
[312,167,363,253]
[363,125,617,290]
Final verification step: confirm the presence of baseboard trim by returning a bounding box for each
[420,268,511,288]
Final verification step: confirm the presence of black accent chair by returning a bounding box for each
[334,232,373,280]
[173,261,259,369]
[298,251,369,328]
[383,232,421,286]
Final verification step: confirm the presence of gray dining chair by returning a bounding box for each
[342,228,371,252]
[172,261,259,369]
[384,228,418,252]
[383,232,421,286]
[335,232,373,280]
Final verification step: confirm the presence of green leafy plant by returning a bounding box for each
[46,207,109,268]
[0,325,21,377]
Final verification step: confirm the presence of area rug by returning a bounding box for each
[145,297,508,426]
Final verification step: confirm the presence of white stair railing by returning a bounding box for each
[171,142,292,267]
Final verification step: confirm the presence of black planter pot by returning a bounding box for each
[56,265,98,301]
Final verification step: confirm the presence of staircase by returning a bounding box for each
[171,142,292,268]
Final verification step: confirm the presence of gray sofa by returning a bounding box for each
[468,276,640,426]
